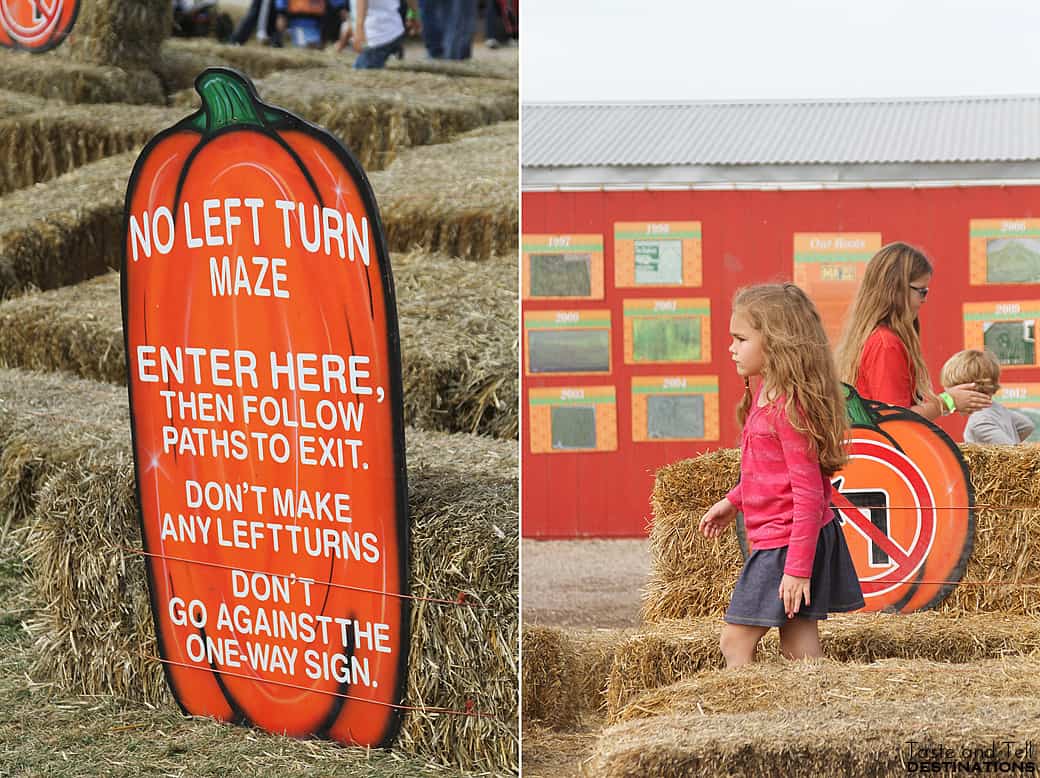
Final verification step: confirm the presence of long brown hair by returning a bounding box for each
[733,283,848,474]
[834,241,934,403]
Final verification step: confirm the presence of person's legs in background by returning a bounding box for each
[354,34,405,67]
[418,0,445,57]
[229,0,263,44]
[443,0,476,59]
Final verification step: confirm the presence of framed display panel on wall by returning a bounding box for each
[524,309,612,375]
[969,219,1040,285]
[614,221,702,288]
[528,386,618,453]
[963,301,1040,368]
[995,384,1040,442]
[622,298,710,364]
[792,233,882,345]
[631,375,719,442]
[522,234,605,300]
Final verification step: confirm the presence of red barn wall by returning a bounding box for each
[521,184,1040,537]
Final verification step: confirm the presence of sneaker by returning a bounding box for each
[486,38,500,49]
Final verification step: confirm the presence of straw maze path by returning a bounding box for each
[0,18,518,777]
[523,447,1040,777]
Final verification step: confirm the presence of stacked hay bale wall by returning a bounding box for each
[0,90,49,120]
[174,68,518,170]
[0,105,177,197]
[0,51,165,105]
[0,152,138,299]
[643,444,1040,621]
[0,368,517,773]
[158,40,336,94]
[0,251,517,438]
[61,0,170,70]
[370,122,518,261]
[587,698,1040,778]
[604,612,1040,718]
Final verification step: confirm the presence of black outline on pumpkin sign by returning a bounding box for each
[120,67,410,749]
[0,0,80,53]
[734,386,974,614]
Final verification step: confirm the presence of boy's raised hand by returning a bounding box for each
[699,498,736,538]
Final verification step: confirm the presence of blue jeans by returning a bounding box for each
[354,33,404,68]
[418,0,444,57]
[443,0,476,59]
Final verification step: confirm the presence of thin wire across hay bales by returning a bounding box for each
[588,697,1040,778]
[370,122,517,262]
[604,612,1040,719]
[0,151,139,298]
[60,0,170,70]
[0,104,177,196]
[0,50,164,105]
[395,251,517,438]
[616,655,1040,722]
[641,449,740,623]
[2,366,517,773]
[0,250,516,438]
[173,67,518,170]
[643,444,1040,621]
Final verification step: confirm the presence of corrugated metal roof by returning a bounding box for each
[523,97,1040,168]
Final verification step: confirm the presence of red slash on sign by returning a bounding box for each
[830,488,911,569]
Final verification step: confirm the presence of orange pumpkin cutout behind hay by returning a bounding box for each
[122,68,409,747]
[0,0,79,52]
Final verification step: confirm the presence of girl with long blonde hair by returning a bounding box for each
[700,283,863,668]
[834,241,989,419]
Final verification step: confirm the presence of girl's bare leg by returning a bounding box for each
[778,617,822,660]
[720,623,769,667]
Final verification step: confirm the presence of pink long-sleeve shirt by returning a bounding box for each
[724,394,834,578]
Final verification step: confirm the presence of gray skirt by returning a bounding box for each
[725,518,865,628]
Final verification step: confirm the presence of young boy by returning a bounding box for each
[941,349,1035,444]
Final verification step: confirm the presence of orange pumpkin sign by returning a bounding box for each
[0,0,79,52]
[122,69,409,747]
[835,386,973,612]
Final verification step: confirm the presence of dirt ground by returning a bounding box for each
[521,539,650,628]
[521,539,650,777]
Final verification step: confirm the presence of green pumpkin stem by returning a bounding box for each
[843,383,876,428]
[194,70,264,132]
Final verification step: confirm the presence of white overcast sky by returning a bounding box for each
[521,0,1040,102]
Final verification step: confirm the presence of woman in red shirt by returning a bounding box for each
[835,242,990,419]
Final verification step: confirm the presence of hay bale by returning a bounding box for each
[370,121,517,261]
[615,655,1040,722]
[0,89,49,119]
[60,0,170,70]
[0,368,516,773]
[641,449,740,623]
[395,251,517,438]
[0,151,139,298]
[642,444,1040,621]
[522,625,627,729]
[522,625,582,730]
[173,67,518,170]
[0,369,128,539]
[0,50,164,105]
[588,697,1040,778]
[161,39,338,87]
[153,43,234,96]
[387,52,517,81]
[0,104,178,197]
[0,251,516,438]
[605,612,1040,718]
